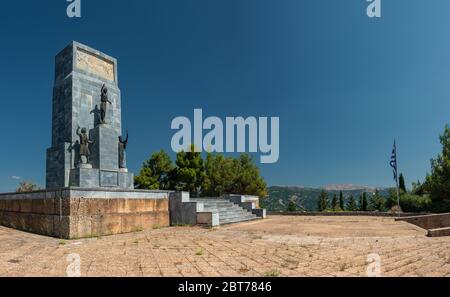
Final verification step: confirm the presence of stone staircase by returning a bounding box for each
[191,198,259,225]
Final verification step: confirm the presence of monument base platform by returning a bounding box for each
[0,188,171,239]
[69,168,134,189]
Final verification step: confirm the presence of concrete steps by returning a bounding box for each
[191,198,259,225]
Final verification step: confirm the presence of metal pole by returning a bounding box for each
[395,141,400,214]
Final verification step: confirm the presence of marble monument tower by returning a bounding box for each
[46,41,134,189]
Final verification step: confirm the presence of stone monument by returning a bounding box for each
[0,42,170,239]
[0,41,265,239]
[46,42,134,189]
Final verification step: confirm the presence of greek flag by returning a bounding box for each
[390,141,398,183]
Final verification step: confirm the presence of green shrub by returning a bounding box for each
[384,189,431,213]
[399,193,431,213]
[287,200,297,212]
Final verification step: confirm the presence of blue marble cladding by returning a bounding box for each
[46,142,72,189]
[69,168,134,190]
[69,168,100,188]
[118,172,134,189]
[46,41,133,190]
[100,171,118,187]
[91,124,119,171]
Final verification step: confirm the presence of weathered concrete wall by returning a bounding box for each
[197,212,219,227]
[0,188,170,239]
[396,213,450,230]
[427,227,450,237]
[169,192,198,226]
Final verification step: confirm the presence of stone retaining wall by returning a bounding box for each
[0,188,170,239]
[395,213,450,229]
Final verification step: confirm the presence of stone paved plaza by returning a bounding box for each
[0,216,449,277]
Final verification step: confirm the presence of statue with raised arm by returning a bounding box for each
[118,130,129,168]
[76,126,94,164]
[100,84,112,124]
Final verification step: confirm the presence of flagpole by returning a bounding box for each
[395,140,400,214]
[390,139,401,216]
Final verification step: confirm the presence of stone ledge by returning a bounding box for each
[0,188,173,200]
[427,226,450,237]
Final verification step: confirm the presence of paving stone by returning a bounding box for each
[0,216,449,277]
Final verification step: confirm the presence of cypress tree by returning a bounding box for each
[399,173,406,192]
[360,192,368,211]
[331,194,338,211]
[339,191,345,210]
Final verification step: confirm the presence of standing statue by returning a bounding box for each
[118,130,129,168]
[100,84,112,124]
[76,126,94,164]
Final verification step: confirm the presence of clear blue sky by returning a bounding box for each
[0,0,449,192]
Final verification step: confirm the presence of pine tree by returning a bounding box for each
[412,180,424,195]
[134,150,174,190]
[172,145,206,197]
[232,154,268,198]
[347,195,357,211]
[136,149,268,198]
[424,125,450,212]
[369,189,385,211]
[317,190,329,212]
[202,153,236,197]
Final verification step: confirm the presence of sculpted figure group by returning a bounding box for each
[76,85,128,168]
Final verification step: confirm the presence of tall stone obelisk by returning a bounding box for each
[46,41,133,189]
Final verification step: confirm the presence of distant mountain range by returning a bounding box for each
[322,184,377,191]
[265,185,391,211]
